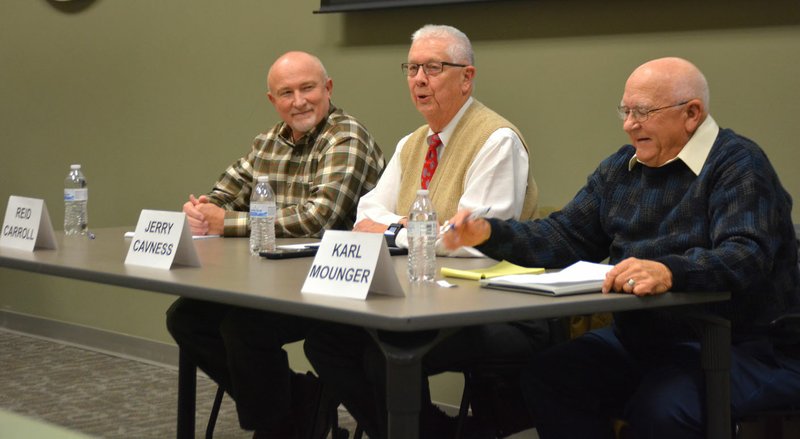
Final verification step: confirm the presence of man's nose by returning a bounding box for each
[622,114,640,131]
[411,70,428,85]
[292,91,307,106]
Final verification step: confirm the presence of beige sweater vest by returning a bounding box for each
[396,100,539,221]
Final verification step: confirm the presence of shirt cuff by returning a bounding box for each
[395,228,408,248]
[223,211,249,237]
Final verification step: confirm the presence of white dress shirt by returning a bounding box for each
[356,97,531,257]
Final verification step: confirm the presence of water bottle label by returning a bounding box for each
[408,221,438,237]
[64,188,88,201]
[250,202,274,218]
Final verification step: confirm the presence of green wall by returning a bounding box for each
[2,0,799,406]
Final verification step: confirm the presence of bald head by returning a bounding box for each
[621,57,710,167]
[267,51,328,93]
[266,51,333,142]
[626,57,710,111]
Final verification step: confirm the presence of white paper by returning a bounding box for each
[278,243,319,250]
[492,261,612,285]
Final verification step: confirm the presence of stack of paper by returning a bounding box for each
[441,260,544,281]
[480,261,613,296]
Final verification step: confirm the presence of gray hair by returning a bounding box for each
[411,24,474,65]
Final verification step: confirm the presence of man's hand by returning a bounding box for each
[353,218,390,233]
[182,194,224,236]
[602,257,672,296]
[441,209,491,250]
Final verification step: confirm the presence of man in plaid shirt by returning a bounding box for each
[166,51,384,438]
[182,52,384,238]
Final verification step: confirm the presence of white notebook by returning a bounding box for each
[480,261,613,296]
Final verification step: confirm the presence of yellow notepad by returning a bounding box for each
[441,260,544,281]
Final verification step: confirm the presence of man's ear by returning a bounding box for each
[684,99,704,132]
[462,66,476,93]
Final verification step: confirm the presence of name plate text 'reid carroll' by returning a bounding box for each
[0,196,57,251]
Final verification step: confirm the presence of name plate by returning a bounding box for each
[124,210,200,269]
[0,196,57,252]
[301,230,404,300]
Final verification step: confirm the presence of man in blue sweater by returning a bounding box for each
[443,57,800,439]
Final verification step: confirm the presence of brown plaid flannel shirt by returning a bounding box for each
[206,104,384,238]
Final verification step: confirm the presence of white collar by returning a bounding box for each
[628,115,719,175]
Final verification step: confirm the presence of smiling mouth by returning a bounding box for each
[292,109,313,117]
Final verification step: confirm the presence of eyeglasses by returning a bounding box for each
[616,100,690,122]
[401,61,468,77]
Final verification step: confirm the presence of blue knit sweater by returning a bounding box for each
[478,128,799,344]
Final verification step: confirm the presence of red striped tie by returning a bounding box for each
[421,133,441,189]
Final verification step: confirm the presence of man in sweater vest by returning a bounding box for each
[304,25,546,438]
[443,57,800,439]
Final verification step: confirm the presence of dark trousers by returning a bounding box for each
[166,297,317,431]
[523,326,800,439]
[304,320,549,438]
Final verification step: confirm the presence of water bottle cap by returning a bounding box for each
[257,175,269,182]
[416,189,429,195]
[70,164,81,170]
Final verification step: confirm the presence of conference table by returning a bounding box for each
[0,227,732,439]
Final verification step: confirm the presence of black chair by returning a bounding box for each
[204,384,348,439]
[205,386,225,439]
[348,354,534,439]
[351,318,570,439]
[734,310,800,439]
[454,357,534,438]
[735,225,800,438]
[454,317,572,438]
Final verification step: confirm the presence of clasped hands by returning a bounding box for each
[183,194,225,236]
[441,209,673,296]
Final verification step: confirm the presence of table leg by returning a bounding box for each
[177,348,196,439]
[368,329,456,439]
[697,314,732,439]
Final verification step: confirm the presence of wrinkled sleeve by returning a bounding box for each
[277,129,383,238]
[206,143,259,237]
[476,162,612,268]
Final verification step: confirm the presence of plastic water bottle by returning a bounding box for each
[64,164,88,236]
[249,175,276,255]
[407,189,438,283]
